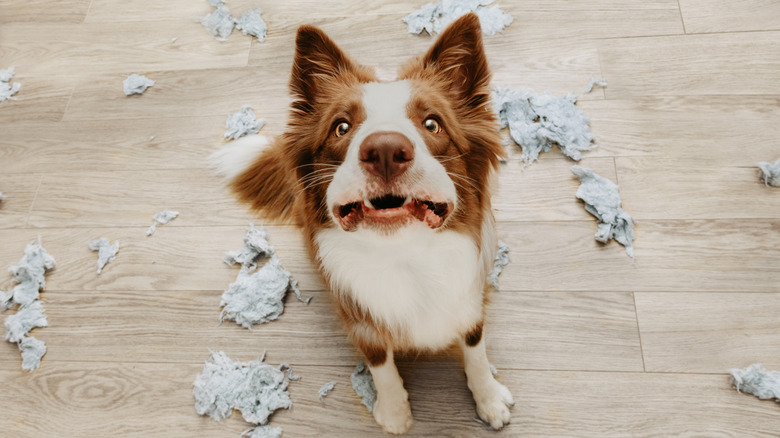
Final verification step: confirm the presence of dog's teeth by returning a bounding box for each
[403,196,412,206]
[364,198,374,209]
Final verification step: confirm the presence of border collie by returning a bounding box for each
[212,13,513,434]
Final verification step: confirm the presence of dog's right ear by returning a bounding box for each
[290,25,360,108]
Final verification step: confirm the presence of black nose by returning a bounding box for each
[358,131,415,182]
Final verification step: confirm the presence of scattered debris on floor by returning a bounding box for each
[487,240,510,290]
[1,238,56,371]
[0,67,21,102]
[757,158,780,187]
[583,75,608,94]
[403,0,513,36]
[494,85,597,165]
[571,165,635,258]
[220,224,309,329]
[88,238,120,274]
[146,209,179,236]
[193,350,292,438]
[489,363,498,376]
[202,0,267,42]
[123,73,155,96]
[729,364,780,403]
[0,192,5,202]
[351,361,377,413]
[225,105,266,141]
[318,381,338,401]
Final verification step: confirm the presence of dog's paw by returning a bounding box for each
[373,394,413,434]
[474,379,514,430]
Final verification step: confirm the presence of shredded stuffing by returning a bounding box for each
[88,238,119,274]
[1,238,55,371]
[318,381,338,401]
[193,351,292,433]
[123,74,155,96]
[403,0,513,36]
[202,0,268,42]
[487,240,510,290]
[225,105,266,141]
[729,364,780,402]
[571,165,635,258]
[146,209,179,236]
[494,86,597,165]
[220,225,309,329]
[583,75,608,94]
[351,361,378,413]
[0,67,21,102]
[757,158,780,187]
[241,426,282,438]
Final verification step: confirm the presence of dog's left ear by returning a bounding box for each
[413,13,490,107]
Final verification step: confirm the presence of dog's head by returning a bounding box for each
[270,13,504,237]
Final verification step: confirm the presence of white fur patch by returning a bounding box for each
[315,223,484,350]
[325,80,457,223]
[208,134,271,183]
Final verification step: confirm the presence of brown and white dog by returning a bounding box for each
[211,13,513,434]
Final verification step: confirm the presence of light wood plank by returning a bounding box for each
[2,362,779,437]
[598,31,780,97]
[617,157,780,220]
[0,226,320,293]
[580,96,780,162]
[497,219,780,293]
[0,117,227,174]
[679,0,780,33]
[26,170,257,228]
[0,75,75,123]
[0,174,40,229]
[494,157,617,222]
[0,21,250,77]
[0,0,90,24]
[636,292,780,373]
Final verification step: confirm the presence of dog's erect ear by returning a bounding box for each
[290,25,359,105]
[417,13,490,106]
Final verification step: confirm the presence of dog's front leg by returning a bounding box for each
[366,348,413,434]
[460,324,514,429]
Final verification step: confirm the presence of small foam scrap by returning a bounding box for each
[123,74,155,96]
[729,364,780,402]
[318,381,338,401]
[242,426,282,438]
[224,224,274,270]
[3,301,47,343]
[202,4,235,40]
[487,240,510,290]
[0,192,5,201]
[403,0,513,36]
[583,75,608,94]
[757,158,780,187]
[220,255,295,328]
[19,336,47,372]
[494,86,597,165]
[88,238,119,275]
[351,361,377,413]
[571,165,635,258]
[146,209,179,236]
[0,67,21,102]
[225,105,266,141]
[193,350,292,426]
[235,9,267,42]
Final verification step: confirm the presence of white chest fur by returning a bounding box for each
[315,223,486,350]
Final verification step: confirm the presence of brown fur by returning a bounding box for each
[230,14,502,358]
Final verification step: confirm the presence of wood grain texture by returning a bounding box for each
[635,292,780,373]
[679,0,780,33]
[2,1,780,436]
[598,31,780,98]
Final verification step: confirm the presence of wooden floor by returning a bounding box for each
[1,1,779,436]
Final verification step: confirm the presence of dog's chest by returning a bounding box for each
[315,224,484,350]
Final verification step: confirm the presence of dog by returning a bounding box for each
[211,12,513,434]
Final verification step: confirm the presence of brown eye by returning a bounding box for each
[335,121,351,137]
[423,118,441,133]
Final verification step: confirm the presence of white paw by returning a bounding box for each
[474,379,514,430]
[373,394,413,434]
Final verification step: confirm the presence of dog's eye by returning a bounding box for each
[335,121,351,137]
[423,118,441,134]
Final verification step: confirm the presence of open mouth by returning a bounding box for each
[335,194,452,232]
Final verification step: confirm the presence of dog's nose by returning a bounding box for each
[358,131,415,181]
